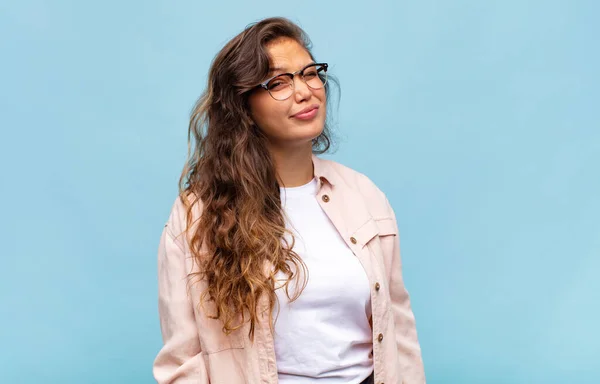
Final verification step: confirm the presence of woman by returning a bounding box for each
[153,17,425,384]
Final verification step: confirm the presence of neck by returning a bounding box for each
[268,143,314,188]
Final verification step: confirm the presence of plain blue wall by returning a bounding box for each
[1,0,598,383]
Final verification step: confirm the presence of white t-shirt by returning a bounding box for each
[273,177,374,383]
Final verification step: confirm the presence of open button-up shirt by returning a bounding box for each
[153,155,426,384]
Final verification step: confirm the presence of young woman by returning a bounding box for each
[153,17,425,384]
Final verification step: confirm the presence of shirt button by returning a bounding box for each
[378,333,383,342]
[321,194,330,203]
[375,282,381,291]
[350,237,357,244]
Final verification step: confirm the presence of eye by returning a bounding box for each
[268,81,286,91]
[304,69,318,79]
[268,76,290,91]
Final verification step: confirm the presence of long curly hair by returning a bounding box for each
[178,17,336,340]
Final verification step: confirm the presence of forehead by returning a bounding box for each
[266,38,313,72]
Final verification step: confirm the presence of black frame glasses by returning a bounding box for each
[256,62,328,101]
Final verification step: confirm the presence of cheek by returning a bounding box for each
[250,96,289,129]
[313,86,327,103]
[318,87,327,101]
[264,104,289,124]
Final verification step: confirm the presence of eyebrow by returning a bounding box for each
[269,62,316,74]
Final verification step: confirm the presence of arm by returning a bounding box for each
[386,198,426,383]
[153,224,209,384]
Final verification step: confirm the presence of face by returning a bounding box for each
[248,38,327,150]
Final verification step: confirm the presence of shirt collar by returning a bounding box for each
[312,153,337,187]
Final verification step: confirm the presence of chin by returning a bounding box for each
[282,128,323,148]
[277,118,326,146]
[301,123,325,142]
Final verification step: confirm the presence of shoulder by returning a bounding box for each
[321,158,394,219]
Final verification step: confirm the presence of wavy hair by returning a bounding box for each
[178,17,336,340]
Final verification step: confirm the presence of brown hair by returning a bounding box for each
[178,17,336,339]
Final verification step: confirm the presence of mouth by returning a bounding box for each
[291,105,319,120]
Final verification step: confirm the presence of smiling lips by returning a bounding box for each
[291,105,319,120]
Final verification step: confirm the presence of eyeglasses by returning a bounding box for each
[256,63,328,101]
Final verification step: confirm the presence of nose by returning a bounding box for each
[293,76,313,103]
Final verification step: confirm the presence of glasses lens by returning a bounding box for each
[267,75,293,100]
[304,64,327,90]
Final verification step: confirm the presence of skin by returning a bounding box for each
[248,37,327,188]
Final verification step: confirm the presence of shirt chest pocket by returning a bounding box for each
[350,217,398,283]
[373,218,399,284]
[350,218,397,315]
[351,217,397,254]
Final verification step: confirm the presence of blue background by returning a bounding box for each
[1,0,598,383]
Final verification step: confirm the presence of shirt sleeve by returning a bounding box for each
[385,197,427,383]
[153,224,209,384]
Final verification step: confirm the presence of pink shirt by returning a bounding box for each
[153,154,426,384]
